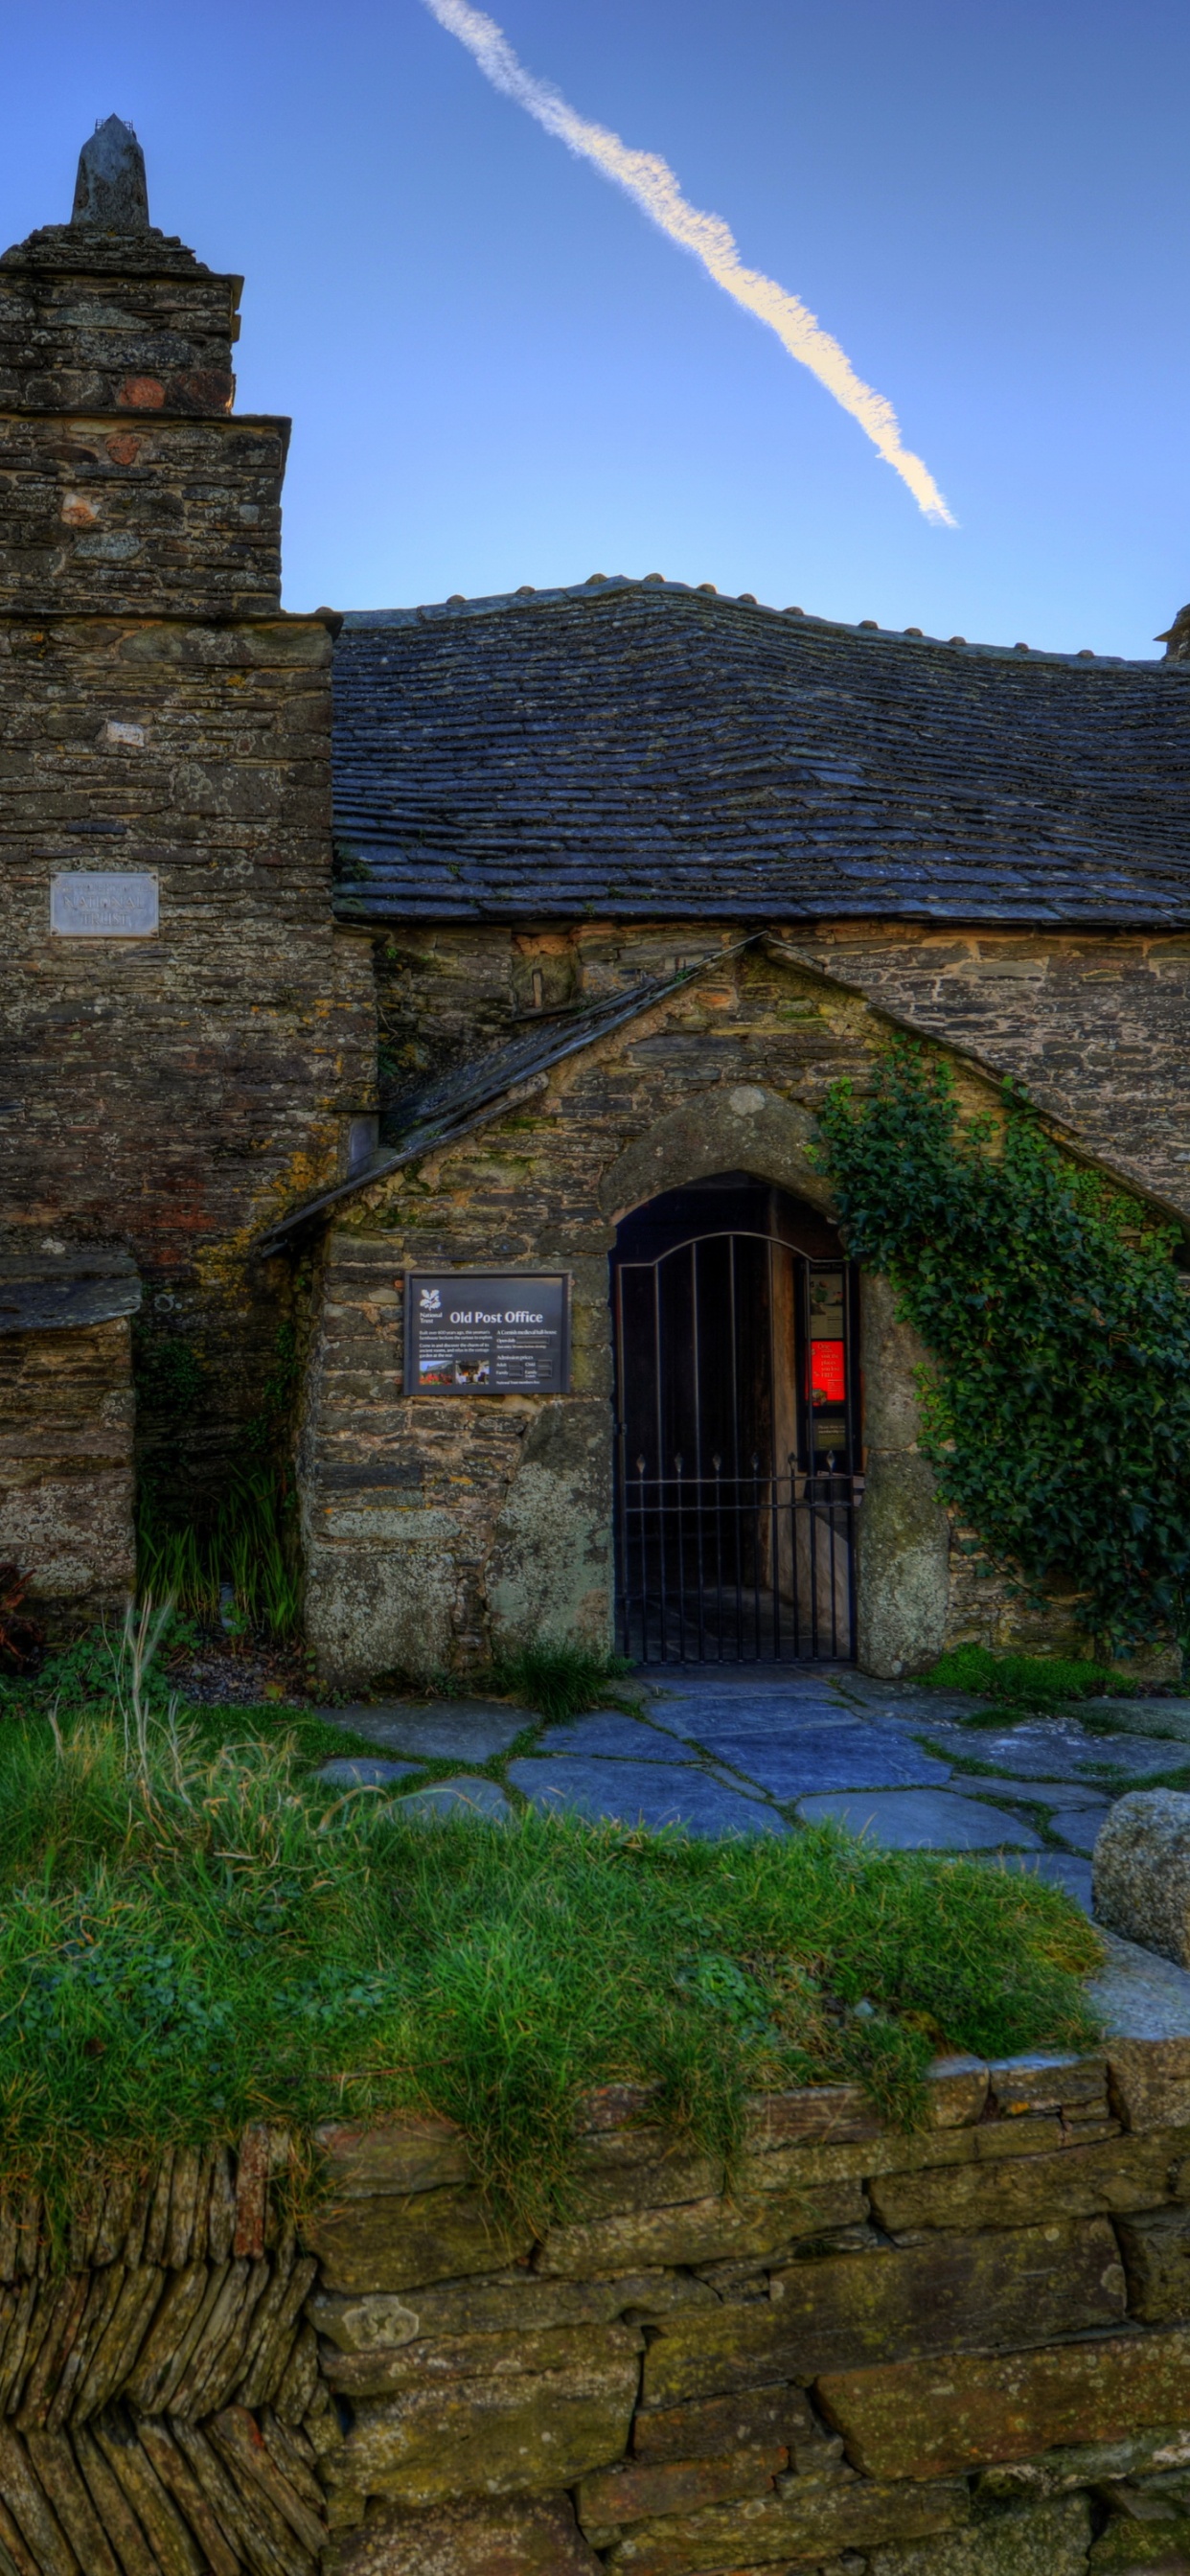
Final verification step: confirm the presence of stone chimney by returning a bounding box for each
[71,115,149,231]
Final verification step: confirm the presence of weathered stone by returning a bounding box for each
[817,2328,1190,2479]
[134,2416,240,2576]
[72,118,149,232]
[868,2125,1190,2235]
[767,2218,1124,2363]
[307,2291,420,2353]
[576,2443,787,2538]
[325,2337,641,2504]
[22,2429,121,2576]
[0,2424,80,2576]
[536,2182,865,2278]
[73,2421,160,2576]
[121,2266,211,2416]
[324,2492,604,2575]
[1088,2509,1190,2572]
[321,2318,641,2397]
[743,2085,883,2150]
[637,2221,1120,2406]
[487,1395,613,1651]
[273,2318,320,2426]
[208,2404,329,2560]
[988,2055,1109,2116]
[70,2266,164,2422]
[233,2125,272,2262]
[600,2472,970,2572]
[868,2494,1093,2576]
[1116,2211,1190,2323]
[382,2266,716,2340]
[1095,1795,1190,1966]
[91,2407,211,2576]
[236,2253,318,2410]
[974,2427,1190,2499]
[856,1295,950,1682]
[302,2185,533,2292]
[633,2385,814,2464]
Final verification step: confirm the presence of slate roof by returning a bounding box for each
[254,956,718,1254]
[331,577,1190,929]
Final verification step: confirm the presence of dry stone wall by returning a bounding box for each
[8,2032,1190,2571]
[0,1310,134,1620]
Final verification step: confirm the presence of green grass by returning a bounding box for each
[489,1639,638,1722]
[926,1641,1137,1714]
[0,1646,1102,2236]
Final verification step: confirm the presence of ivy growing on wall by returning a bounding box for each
[817,1043,1190,1649]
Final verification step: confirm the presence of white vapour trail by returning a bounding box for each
[422,0,953,526]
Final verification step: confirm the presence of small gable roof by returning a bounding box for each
[331,578,1190,931]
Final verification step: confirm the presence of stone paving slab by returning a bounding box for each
[395,1776,513,1822]
[944,1775,1109,1809]
[797,1789,1042,1851]
[507,1757,787,1837]
[1046,1806,1111,1855]
[1079,1698,1190,1743]
[920,1719,1186,1782]
[650,1694,859,1734]
[314,1702,527,1761]
[688,1727,951,1798]
[316,1757,423,1788]
[536,1713,696,1760]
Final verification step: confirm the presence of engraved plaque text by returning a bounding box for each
[51,872,158,938]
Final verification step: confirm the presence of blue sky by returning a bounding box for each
[3,1,1188,656]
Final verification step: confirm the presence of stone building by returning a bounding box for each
[6,122,1190,1678]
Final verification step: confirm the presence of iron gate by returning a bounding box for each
[612,1229,860,1663]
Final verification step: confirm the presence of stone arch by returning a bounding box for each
[599,1085,834,1224]
[600,1083,950,1679]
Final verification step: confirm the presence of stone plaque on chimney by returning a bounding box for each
[51,872,158,938]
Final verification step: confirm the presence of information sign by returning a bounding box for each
[51,872,158,938]
[405,1273,570,1394]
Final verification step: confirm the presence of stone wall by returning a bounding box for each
[307,932,1167,1684]
[6,2018,1190,2571]
[0,1315,135,1625]
[0,200,377,1523]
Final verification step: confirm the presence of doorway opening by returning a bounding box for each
[611,1174,860,1663]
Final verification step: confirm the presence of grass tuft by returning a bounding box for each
[926,1641,1134,1714]
[489,1639,637,1722]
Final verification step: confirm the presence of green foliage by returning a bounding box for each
[0,1687,1100,2227]
[927,1643,1133,1712]
[137,1467,300,1640]
[818,1044,1190,1649]
[490,1639,636,1722]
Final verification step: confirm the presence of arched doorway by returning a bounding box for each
[611,1174,860,1663]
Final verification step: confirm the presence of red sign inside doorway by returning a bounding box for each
[809,1339,846,1405]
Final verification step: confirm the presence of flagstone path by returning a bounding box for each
[312,1666,1190,1916]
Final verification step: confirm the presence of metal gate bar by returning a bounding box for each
[616,1459,857,1664]
[612,1226,859,1664]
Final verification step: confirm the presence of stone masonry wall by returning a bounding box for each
[0,192,376,1537]
[0,1315,135,1621]
[307,931,1174,1683]
[1,609,375,1504]
[4,2029,1190,2571]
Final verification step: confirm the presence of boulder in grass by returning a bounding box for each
[1093,1792,1190,1966]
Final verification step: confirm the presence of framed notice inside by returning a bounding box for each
[405,1273,570,1394]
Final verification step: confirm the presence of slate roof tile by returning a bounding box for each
[331,579,1190,927]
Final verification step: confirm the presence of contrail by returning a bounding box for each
[422,0,954,526]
